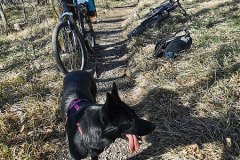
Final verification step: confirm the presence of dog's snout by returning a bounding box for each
[134,119,155,136]
[145,121,155,133]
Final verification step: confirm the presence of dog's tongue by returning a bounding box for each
[126,134,139,153]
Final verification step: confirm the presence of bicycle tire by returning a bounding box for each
[145,1,171,18]
[52,20,87,74]
[128,0,179,38]
[128,14,167,38]
[128,24,146,38]
[80,11,96,53]
[85,21,96,50]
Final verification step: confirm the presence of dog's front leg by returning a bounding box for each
[91,156,98,160]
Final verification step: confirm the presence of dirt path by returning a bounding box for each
[84,2,150,160]
[94,4,135,103]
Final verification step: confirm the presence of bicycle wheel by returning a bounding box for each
[79,11,96,53]
[128,16,159,38]
[84,18,96,50]
[128,14,169,38]
[128,24,146,38]
[52,20,87,74]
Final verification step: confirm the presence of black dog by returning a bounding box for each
[61,70,155,160]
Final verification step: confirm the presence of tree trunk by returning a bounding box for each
[20,0,27,22]
[51,0,59,23]
[34,1,40,23]
[0,2,8,34]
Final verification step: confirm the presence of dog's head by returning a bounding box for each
[101,82,155,152]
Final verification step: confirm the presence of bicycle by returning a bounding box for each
[52,0,96,74]
[128,0,189,38]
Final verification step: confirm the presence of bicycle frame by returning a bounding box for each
[59,1,88,34]
[65,0,88,35]
[128,0,188,38]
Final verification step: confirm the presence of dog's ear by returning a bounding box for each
[105,92,115,106]
[111,82,121,103]
[102,93,118,121]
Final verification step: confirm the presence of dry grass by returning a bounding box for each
[126,0,240,159]
[0,0,239,159]
[0,3,66,159]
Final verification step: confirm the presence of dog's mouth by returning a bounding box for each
[122,134,142,153]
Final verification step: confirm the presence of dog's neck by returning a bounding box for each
[66,99,90,135]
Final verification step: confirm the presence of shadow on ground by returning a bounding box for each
[128,86,239,160]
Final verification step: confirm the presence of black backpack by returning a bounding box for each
[154,30,192,59]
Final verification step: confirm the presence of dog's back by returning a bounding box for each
[61,70,97,120]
